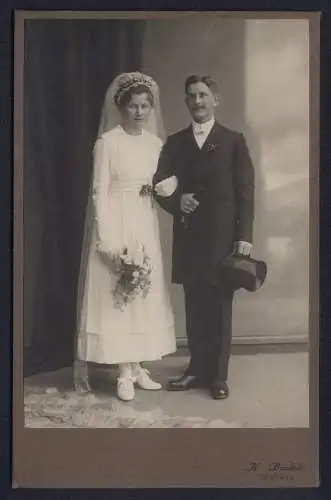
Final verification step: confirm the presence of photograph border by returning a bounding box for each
[13,9,320,488]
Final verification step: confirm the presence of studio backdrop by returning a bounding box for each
[23,18,309,375]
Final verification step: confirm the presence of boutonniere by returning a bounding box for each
[206,142,218,152]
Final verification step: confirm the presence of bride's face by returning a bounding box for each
[121,92,152,132]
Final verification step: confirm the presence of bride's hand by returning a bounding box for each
[154,175,178,197]
[96,240,113,256]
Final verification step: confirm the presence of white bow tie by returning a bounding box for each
[193,124,205,135]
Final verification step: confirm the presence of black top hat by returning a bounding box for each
[218,254,267,292]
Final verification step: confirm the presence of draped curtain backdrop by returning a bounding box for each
[24,20,146,376]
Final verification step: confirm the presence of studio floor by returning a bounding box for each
[24,351,309,428]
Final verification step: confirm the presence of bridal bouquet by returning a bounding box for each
[109,245,153,310]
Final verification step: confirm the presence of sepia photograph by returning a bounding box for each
[13,10,319,488]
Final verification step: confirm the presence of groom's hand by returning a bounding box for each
[233,241,252,256]
[180,193,199,214]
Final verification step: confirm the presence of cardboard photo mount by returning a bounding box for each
[13,10,320,488]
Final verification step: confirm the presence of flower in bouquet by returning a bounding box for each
[109,245,153,310]
[132,243,146,267]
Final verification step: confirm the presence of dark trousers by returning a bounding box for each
[184,281,234,384]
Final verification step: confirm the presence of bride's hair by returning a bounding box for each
[116,84,155,109]
[96,73,164,140]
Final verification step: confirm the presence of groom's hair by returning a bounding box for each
[184,75,219,94]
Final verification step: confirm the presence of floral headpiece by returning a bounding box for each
[114,72,157,105]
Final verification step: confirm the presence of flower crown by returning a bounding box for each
[114,72,156,105]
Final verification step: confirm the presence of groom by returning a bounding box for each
[153,75,255,400]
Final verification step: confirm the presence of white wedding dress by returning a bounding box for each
[77,125,176,364]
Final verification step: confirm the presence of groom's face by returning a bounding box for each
[185,81,219,123]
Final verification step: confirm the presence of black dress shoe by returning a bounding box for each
[210,381,229,400]
[167,374,202,391]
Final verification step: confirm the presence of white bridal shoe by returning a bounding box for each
[133,365,162,391]
[117,377,135,402]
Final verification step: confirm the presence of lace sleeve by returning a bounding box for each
[92,136,112,253]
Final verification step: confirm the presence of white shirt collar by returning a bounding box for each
[192,117,215,135]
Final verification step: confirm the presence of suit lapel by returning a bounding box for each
[196,122,224,189]
[200,121,222,153]
[185,124,200,152]
[180,122,224,188]
[182,122,222,152]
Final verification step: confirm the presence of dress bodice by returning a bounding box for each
[104,126,163,191]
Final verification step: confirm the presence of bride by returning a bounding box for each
[74,72,177,402]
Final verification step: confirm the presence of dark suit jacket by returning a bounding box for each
[153,121,255,285]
